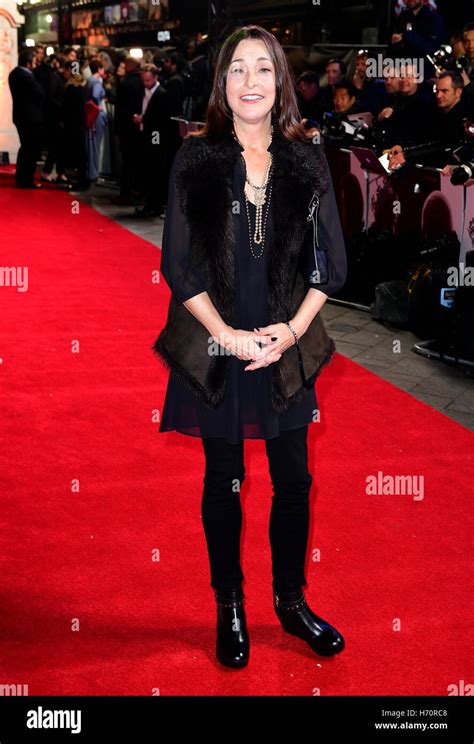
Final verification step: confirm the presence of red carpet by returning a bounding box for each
[1,174,472,696]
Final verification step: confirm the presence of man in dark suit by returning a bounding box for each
[113,57,144,204]
[34,44,67,183]
[160,51,185,117]
[133,64,171,217]
[8,49,46,188]
[160,51,186,166]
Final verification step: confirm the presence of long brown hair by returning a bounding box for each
[193,25,309,144]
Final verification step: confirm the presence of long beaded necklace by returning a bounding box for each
[243,171,273,259]
[233,125,274,259]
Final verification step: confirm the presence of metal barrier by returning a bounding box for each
[325,145,473,310]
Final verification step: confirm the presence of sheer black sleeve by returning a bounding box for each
[302,152,348,298]
[160,150,207,303]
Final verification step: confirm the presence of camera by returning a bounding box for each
[322,111,373,149]
[451,159,474,185]
[450,122,474,186]
[427,45,470,74]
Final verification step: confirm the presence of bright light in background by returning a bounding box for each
[46,46,54,55]
[25,38,35,47]
[45,13,53,22]
[129,48,143,59]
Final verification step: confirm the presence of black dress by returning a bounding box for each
[158,137,346,445]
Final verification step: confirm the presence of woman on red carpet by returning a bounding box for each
[152,25,347,668]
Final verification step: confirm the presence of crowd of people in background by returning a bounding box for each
[296,21,474,164]
[7,0,474,218]
[8,41,210,216]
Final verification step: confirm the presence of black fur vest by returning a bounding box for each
[152,128,337,414]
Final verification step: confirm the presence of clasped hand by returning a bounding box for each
[220,323,297,371]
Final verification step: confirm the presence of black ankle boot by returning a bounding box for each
[214,586,249,668]
[273,588,345,657]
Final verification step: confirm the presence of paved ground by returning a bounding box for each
[76,180,474,432]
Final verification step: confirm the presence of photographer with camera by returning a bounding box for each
[320,81,370,149]
[388,72,467,171]
[332,81,361,118]
[377,64,433,150]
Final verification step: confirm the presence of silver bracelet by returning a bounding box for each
[286,321,299,346]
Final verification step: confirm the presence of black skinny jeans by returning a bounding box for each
[200,425,313,594]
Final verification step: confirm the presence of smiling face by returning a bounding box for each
[225,38,276,128]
